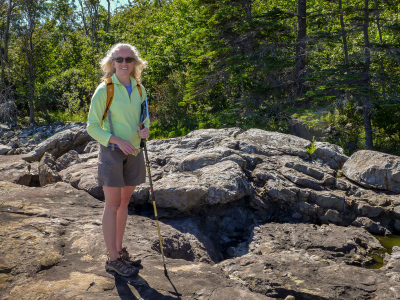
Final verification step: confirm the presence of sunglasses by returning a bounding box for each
[113,57,135,63]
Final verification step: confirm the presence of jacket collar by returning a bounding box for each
[111,74,138,87]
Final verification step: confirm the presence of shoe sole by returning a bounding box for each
[105,264,139,277]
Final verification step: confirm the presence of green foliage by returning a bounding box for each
[39,108,88,124]
[306,136,317,155]
[335,170,344,178]
[1,0,400,155]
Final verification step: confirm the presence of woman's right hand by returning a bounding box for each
[109,136,136,155]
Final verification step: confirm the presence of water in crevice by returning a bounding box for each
[366,234,400,269]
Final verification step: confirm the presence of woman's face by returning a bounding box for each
[112,48,135,80]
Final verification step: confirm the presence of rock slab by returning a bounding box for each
[343,150,400,193]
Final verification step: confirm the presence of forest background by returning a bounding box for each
[1,0,400,155]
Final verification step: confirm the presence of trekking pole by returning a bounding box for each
[140,131,168,276]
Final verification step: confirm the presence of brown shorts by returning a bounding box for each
[97,144,146,187]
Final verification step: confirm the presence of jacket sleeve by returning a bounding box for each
[87,83,112,147]
[141,85,151,129]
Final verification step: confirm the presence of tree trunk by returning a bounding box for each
[244,1,252,22]
[1,0,14,82]
[373,0,386,97]
[339,0,349,65]
[78,0,89,36]
[339,0,350,101]
[363,0,373,150]
[26,33,35,124]
[23,0,37,124]
[241,0,253,105]
[243,0,253,52]
[106,0,110,33]
[295,0,307,98]
[91,0,99,47]
[86,0,99,47]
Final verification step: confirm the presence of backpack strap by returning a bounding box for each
[102,78,142,121]
[136,83,142,100]
[103,77,114,120]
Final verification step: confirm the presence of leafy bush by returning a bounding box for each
[36,68,96,114]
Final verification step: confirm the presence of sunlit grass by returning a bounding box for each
[37,109,88,124]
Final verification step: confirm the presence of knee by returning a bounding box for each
[120,197,131,208]
[105,203,120,214]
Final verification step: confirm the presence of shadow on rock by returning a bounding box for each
[110,272,182,300]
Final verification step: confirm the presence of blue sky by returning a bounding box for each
[99,0,130,12]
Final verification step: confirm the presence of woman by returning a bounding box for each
[87,43,150,277]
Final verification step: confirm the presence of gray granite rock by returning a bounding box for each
[2,126,400,299]
[153,160,251,211]
[0,144,11,155]
[313,141,348,169]
[38,152,62,186]
[22,126,91,162]
[0,182,274,300]
[60,158,103,199]
[220,223,396,299]
[343,150,400,193]
[56,150,82,171]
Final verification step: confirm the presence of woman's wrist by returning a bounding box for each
[109,135,123,145]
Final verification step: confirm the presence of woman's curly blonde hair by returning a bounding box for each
[100,43,147,83]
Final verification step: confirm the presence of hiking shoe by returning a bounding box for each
[119,247,142,267]
[105,257,139,277]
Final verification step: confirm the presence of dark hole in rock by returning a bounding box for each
[130,198,269,263]
[155,158,167,167]
[29,175,40,187]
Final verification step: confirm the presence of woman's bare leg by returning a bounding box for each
[102,186,122,261]
[116,185,136,252]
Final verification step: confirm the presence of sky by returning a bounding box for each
[98,0,130,12]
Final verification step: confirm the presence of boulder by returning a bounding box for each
[0,155,34,186]
[236,128,311,158]
[56,150,82,171]
[248,223,382,264]
[38,152,62,187]
[220,223,395,300]
[313,191,345,211]
[177,147,245,171]
[22,126,91,162]
[313,141,348,169]
[153,160,251,211]
[352,217,391,235]
[83,140,99,153]
[60,158,103,199]
[0,144,11,155]
[343,150,400,193]
[383,246,400,272]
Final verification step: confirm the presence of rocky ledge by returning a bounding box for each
[1,126,400,299]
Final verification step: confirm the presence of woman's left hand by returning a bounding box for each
[138,126,150,139]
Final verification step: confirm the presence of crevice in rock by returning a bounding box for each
[133,198,268,263]
[36,261,59,273]
[28,175,40,187]
[266,288,331,300]
[0,209,38,217]
[0,266,12,274]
